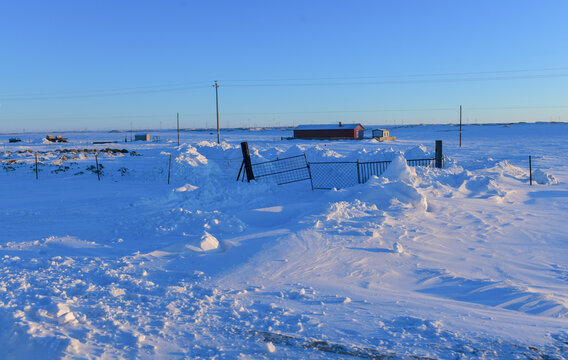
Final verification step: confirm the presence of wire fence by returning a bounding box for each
[357,161,391,184]
[251,154,312,186]
[407,158,436,168]
[0,149,173,183]
[246,157,438,190]
[309,162,359,189]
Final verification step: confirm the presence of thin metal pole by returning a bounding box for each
[177,112,180,146]
[459,105,462,147]
[35,153,38,179]
[529,155,532,186]
[214,81,220,144]
[168,154,172,184]
[95,153,100,181]
[236,160,245,181]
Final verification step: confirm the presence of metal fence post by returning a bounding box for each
[240,142,255,182]
[529,155,532,186]
[95,153,101,181]
[303,153,314,190]
[168,154,172,184]
[435,140,443,169]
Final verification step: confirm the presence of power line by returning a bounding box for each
[219,66,568,83]
[221,73,568,88]
[4,104,567,122]
[2,66,568,100]
[0,84,210,101]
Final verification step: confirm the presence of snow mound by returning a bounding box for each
[196,231,219,251]
[381,155,418,185]
[404,145,431,159]
[393,242,404,254]
[305,145,344,160]
[494,160,528,181]
[363,178,428,211]
[175,184,199,192]
[460,176,508,199]
[532,169,558,185]
[331,156,427,212]
[280,145,306,158]
[175,144,208,167]
[355,147,403,162]
[196,140,235,151]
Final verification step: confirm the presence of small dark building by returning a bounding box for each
[134,134,151,141]
[293,123,365,140]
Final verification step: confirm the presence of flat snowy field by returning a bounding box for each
[0,123,567,359]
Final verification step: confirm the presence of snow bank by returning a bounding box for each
[404,145,431,159]
[175,144,208,167]
[328,155,428,213]
[175,184,199,192]
[381,155,418,185]
[532,169,559,185]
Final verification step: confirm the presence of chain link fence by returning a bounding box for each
[251,154,312,186]
[247,157,437,190]
[309,161,359,189]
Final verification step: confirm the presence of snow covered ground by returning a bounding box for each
[1,123,567,359]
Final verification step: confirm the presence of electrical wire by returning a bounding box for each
[1,66,567,100]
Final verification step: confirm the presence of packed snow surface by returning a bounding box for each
[1,123,567,359]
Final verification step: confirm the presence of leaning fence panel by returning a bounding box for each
[251,155,311,185]
[310,161,359,189]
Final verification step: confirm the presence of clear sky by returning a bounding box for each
[1,0,567,132]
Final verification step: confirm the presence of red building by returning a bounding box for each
[293,123,365,139]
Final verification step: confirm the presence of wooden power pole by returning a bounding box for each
[177,112,180,146]
[214,81,220,144]
[459,105,462,147]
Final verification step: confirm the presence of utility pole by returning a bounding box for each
[214,81,220,144]
[177,112,180,146]
[459,105,462,147]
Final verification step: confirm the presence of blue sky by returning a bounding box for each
[1,0,567,131]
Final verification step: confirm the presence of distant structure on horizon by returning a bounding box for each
[372,129,396,142]
[293,122,364,140]
[134,133,151,141]
[46,135,68,143]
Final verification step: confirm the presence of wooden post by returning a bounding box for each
[215,81,220,144]
[168,154,172,184]
[240,142,254,182]
[95,153,100,181]
[35,153,39,180]
[435,140,443,168]
[529,155,532,186]
[177,112,180,146]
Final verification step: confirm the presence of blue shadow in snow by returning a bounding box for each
[346,247,394,253]
[529,190,568,198]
